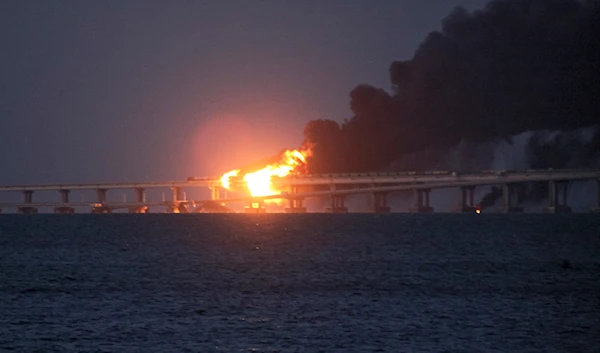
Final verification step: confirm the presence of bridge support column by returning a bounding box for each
[59,189,70,203]
[245,200,266,214]
[503,184,523,213]
[211,186,227,209]
[285,198,306,213]
[211,186,225,201]
[455,186,477,213]
[129,188,148,213]
[409,188,433,213]
[134,188,145,203]
[372,192,390,213]
[23,191,33,203]
[543,181,571,213]
[325,195,348,213]
[172,187,183,202]
[93,188,108,213]
[169,187,184,212]
[96,188,107,203]
[91,189,110,213]
[285,186,306,213]
[54,190,75,214]
[18,191,38,214]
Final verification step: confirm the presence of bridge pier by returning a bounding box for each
[455,186,477,213]
[59,189,70,203]
[168,187,187,213]
[134,188,146,203]
[18,191,38,214]
[372,192,390,213]
[23,190,33,203]
[55,189,75,213]
[503,184,523,213]
[91,206,111,214]
[54,189,75,213]
[54,207,75,214]
[178,203,189,213]
[285,198,306,213]
[172,187,183,202]
[409,188,433,213]
[18,206,38,214]
[543,181,571,213]
[245,200,266,214]
[166,203,189,213]
[211,186,226,201]
[92,188,109,213]
[96,188,107,203]
[325,195,348,213]
[131,188,148,213]
[285,186,306,213]
[129,205,149,214]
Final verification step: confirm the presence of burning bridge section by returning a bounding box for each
[1,166,599,214]
[209,160,600,214]
[213,145,404,214]
[216,147,313,213]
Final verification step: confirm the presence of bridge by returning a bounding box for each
[0,169,599,214]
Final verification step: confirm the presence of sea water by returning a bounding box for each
[1,214,598,352]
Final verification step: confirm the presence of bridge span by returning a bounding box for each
[0,169,599,214]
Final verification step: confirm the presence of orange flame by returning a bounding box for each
[220,147,310,198]
[220,169,239,190]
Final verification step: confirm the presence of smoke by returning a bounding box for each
[524,126,600,202]
[475,126,599,209]
[478,186,503,210]
[527,127,600,170]
[303,0,600,174]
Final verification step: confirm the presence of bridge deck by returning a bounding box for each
[0,169,598,194]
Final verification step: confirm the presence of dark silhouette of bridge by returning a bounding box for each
[1,169,599,214]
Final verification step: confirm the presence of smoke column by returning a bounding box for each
[303,0,600,174]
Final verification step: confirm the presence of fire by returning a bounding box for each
[475,208,481,214]
[220,169,239,190]
[220,148,310,198]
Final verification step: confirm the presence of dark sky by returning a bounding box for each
[0,0,488,184]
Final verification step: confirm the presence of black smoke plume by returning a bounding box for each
[478,186,503,210]
[524,127,600,201]
[303,0,600,174]
[527,127,600,170]
[473,126,599,209]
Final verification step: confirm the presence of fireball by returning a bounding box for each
[220,169,239,190]
[220,147,310,198]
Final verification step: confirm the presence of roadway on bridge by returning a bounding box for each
[1,169,599,192]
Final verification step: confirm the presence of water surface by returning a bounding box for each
[1,214,599,352]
